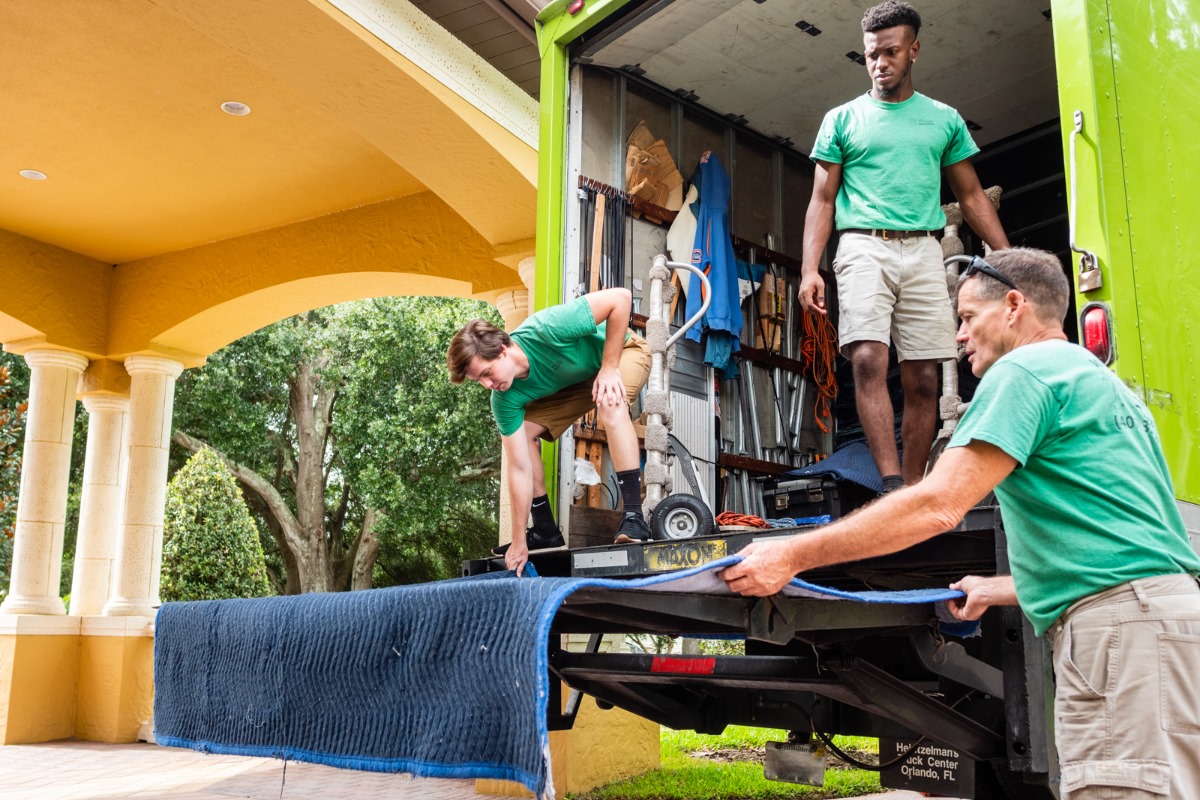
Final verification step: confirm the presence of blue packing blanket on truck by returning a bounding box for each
[154,557,967,798]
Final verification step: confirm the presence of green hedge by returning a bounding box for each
[161,448,272,602]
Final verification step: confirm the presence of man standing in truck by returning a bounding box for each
[800,1,1009,492]
[447,287,653,575]
[723,247,1200,798]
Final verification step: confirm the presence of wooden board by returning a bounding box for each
[567,506,624,549]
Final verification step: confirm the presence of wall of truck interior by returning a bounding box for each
[561,36,1070,525]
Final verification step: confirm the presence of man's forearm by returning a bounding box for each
[780,482,967,574]
[801,198,834,277]
[601,315,627,370]
[508,475,532,544]
[962,193,1010,251]
[503,434,534,544]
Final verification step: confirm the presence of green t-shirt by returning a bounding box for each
[810,91,979,231]
[490,296,617,437]
[948,340,1200,636]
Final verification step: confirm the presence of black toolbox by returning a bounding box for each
[761,476,877,523]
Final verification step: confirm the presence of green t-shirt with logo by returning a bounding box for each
[490,296,620,437]
[811,91,979,231]
[947,340,1200,636]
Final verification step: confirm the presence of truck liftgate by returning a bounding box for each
[464,506,1058,799]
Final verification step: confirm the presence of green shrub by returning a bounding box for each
[161,448,272,602]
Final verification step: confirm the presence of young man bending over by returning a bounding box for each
[447,288,652,575]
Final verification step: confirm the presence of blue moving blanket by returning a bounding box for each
[784,439,883,493]
[155,557,964,798]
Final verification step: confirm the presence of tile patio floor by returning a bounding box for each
[0,739,929,800]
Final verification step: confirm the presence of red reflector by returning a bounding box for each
[1081,304,1112,364]
[650,656,716,674]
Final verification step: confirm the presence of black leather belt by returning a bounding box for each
[841,228,938,240]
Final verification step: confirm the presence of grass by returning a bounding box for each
[575,726,883,800]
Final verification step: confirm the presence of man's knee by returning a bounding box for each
[849,342,889,386]
[595,398,632,429]
[900,360,940,403]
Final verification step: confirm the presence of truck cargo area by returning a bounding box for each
[489,2,1080,798]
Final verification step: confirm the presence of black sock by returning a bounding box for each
[881,474,905,493]
[616,470,644,516]
[530,494,555,529]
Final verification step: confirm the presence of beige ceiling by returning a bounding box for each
[0,0,425,264]
[589,0,1058,151]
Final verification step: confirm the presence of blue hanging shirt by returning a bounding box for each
[684,152,742,377]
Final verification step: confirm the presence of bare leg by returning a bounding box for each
[898,359,939,484]
[597,399,639,472]
[524,422,549,498]
[849,341,900,479]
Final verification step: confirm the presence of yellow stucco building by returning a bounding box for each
[0,0,657,792]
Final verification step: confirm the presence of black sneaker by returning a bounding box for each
[491,524,565,556]
[613,512,652,544]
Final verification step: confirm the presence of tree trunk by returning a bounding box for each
[247,492,300,594]
[288,358,339,593]
[351,508,380,591]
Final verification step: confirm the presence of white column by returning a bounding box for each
[103,356,183,617]
[68,395,130,616]
[0,349,89,616]
[494,291,529,330]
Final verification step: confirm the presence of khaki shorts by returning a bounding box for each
[524,333,651,440]
[1048,573,1200,799]
[832,232,956,362]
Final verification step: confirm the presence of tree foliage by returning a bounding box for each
[161,448,272,601]
[0,355,29,600]
[170,296,501,594]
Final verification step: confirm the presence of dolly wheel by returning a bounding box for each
[651,494,716,541]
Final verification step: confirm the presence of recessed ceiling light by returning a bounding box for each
[220,101,251,116]
[19,169,47,180]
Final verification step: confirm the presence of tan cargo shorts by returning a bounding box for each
[524,333,651,440]
[1048,573,1200,799]
[832,232,956,362]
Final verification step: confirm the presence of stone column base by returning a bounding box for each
[75,617,155,743]
[0,616,82,744]
[475,692,660,797]
[0,615,154,744]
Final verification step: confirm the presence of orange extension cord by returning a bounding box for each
[800,311,839,432]
[715,511,770,529]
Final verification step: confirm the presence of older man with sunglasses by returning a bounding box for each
[723,247,1200,798]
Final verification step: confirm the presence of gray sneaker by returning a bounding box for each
[491,524,565,556]
[614,512,652,544]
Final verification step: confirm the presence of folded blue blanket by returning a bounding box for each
[784,439,883,493]
[154,557,965,797]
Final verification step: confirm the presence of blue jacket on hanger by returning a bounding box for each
[685,151,742,377]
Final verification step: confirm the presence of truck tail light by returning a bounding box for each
[1080,302,1114,365]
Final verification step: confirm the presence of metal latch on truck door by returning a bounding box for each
[1069,110,1102,292]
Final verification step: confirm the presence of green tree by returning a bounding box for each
[0,355,29,600]
[161,448,272,601]
[170,296,501,594]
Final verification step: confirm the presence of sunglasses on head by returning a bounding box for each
[962,256,1017,290]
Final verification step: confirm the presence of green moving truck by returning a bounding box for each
[511,0,1199,796]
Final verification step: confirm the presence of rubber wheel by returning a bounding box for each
[650,494,716,541]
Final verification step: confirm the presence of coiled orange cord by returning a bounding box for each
[715,512,771,529]
[801,311,839,432]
